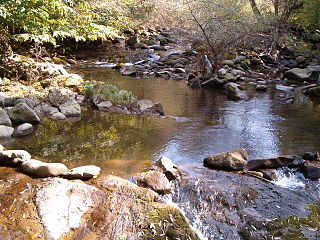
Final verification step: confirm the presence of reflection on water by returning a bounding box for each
[5,67,320,177]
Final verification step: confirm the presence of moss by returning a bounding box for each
[143,203,200,240]
[267,204,320,240]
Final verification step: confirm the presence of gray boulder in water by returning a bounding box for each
[204,148,248,170]
[7,102,40,124]
[0,125,14,138]
[21,159,68,177]
[0,109,12,126]
[13,123,33,137]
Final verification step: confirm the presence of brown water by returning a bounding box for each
[6,67,320,177]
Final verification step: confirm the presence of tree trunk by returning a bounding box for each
[249,0,261,15]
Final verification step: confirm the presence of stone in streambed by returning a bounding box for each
[154,156,180,181]
[0,149,31,165]
[7,102,40,124]
[21,159,68,177]
[0,125,14,138]
[302,161,320,179]
[247,155,296,170]
[224,83,248,100]
[0,109,12,126]
[12,123,33,137]
[58,101,81,117]
[203,148,248,170]
[62,165,101,180]
[302,152,317,161]
[134,170,172,194]
[259,169,277,180]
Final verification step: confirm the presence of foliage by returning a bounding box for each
[292,0,320,31]
[93,0,154,31]
[84,81,137,104]
[0,0,123,44]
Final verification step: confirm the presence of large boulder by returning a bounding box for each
[135,100,154,112]
[203,148,248,170]
[12,123,33,137]
[201,78,228,88]
[21,159,68,177]
[247,155,296,170]
[0,125,14,138]
[0,109,12,126]
[7,102,40,124]
[62,165,101,180]
[48,87,76,107]
[34,102,67,120]
[36,178,97,240]
[224,83,248,100]
[134,170,172,194]
[58,100,81,117]
[0,149,31,165]
[308,86,320,97]
[284,68,318,82]
[301,161,320,179]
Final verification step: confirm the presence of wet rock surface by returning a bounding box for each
[0,167,199,240]
[174,167,320,240]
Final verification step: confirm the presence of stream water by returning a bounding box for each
[6,66,320,178]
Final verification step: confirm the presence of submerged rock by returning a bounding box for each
[7,102,40,124]
[0,125,14,138]
[247,155,296,170]
[21,159,68,177]
[204,148,248,170]
[259,169,277,180]
[62,165,101,179]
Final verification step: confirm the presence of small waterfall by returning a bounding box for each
[273,168,306,190]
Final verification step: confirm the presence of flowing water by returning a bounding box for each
[4,66,320,178]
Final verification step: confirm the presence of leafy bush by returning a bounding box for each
[84,82,137,104]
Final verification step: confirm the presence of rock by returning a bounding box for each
[135,100,154,112]
[201,78,228,88]
[284,68,315,82]
[302,152,317,161]
[175,68,186,73]
[302,161,320,179]
[221,60,235,68]
[7,102,40,124]
[224,82,248,100]
[150,45,168,51]
[53,74,84,88]
[234,56,247,64]
[247,155,296,170]
[121,66,137,76]
[35,102,67,120]
[224,73,238,82]
[96,101,113,110]
[21,159,68,177]
[126,36,139,46]
[296,56,306,64]
[156,71,170,79]
[203,148,248,170]
[48,87,76,107]
[36,178,97,240]
[0,149,31,165]
[62,165,101,179]
[154,102,165,116]
[276,85,294,92]
[230,69,246,77]
[259,169,277,180]
[280,59,298,68]
[0,125,14,138]
[133,43,149,49]
[0,109,12,126]
[218,68,228,77]
[58,101,81,117]
[134,170,172,194]
[308,86,320,97]
[0,144,4,151]
[256,85,267,91]
[154,156,180,181]
[12,123,33,137]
